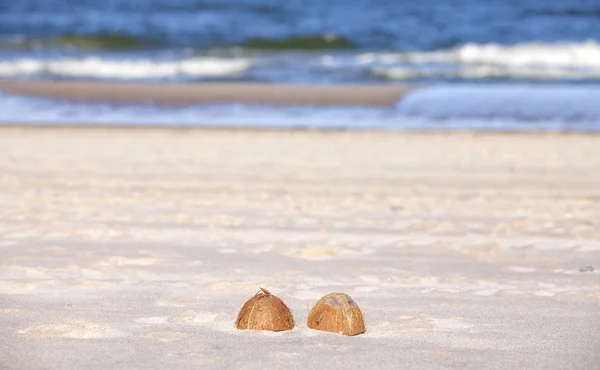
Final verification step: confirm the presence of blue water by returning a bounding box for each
[1,0,600,129]
[2,0,600,51]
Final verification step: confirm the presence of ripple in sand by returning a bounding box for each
[20,323,130,339]
[139,331,188,342]
[135,316,169,324]
[288,245,339,260]
[0,280,60,295]
[165,310,232,332]
[534,290,556,297]
[289,289,327,301]
[0,308,29,315]
[369,315,474,338]
[193,312,219,324]
[284,244,372,261]
[166,310,227,329]
[206,281,264,292]
[506,265,537,273]
[96,256,164,267]
[153,300,193,308]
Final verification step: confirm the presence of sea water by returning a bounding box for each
[1,0,599,130]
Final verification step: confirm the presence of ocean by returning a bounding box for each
[1,0,600,130]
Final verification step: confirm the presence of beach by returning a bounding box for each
[1,126,598,369]
[2,0,600,367]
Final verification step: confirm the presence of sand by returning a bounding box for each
[0,126,599,369]
[0,81,412,107]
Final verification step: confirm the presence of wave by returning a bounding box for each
[0,57,251,79]
[243,34,356,50]
[362,41,600,81]
[397,85,600,122]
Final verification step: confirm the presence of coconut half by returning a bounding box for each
[307,292,365,336]
[235,287,295,331]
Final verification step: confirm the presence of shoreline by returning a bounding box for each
[0,80,412,107]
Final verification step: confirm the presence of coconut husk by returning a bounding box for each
[307,293,365,336]
[235,287,295,331]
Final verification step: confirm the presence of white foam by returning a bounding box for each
[0,57,251,79]
[373,65,600,81]
[387,41,600,67]
[361,41,600,80]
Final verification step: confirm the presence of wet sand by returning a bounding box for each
[0,80,412,106]
[1,126,599,369]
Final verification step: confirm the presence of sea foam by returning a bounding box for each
[0,57,251,79]
[360,41,600,80]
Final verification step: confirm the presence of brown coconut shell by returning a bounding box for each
[235,287,295,331]
[307,293,365,336]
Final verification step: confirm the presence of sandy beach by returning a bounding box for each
[0,126,599,369]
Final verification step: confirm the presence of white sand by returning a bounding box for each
[0,127,599,369]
